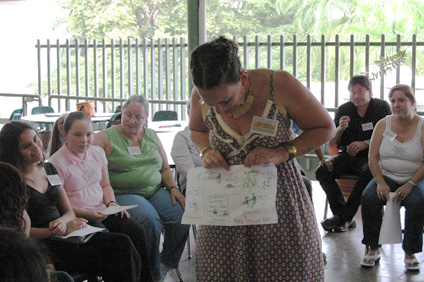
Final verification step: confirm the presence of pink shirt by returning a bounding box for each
[49,145,107,210]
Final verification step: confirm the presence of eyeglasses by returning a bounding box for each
[123,112,144,122]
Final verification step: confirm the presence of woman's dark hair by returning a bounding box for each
[0,227,49,282]
[63,111,93,134]
[0,162,28,231]
[49,115,66,157]
[348,75,372,91]
[122,95,150,117]
[0,121,43,170]
[190,36,242,89]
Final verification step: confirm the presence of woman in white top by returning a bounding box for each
[361,84,424,271]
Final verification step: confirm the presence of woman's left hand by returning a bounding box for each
[169,188,185,209]
[244,147,286,167]
[392,183,414,203]
[108,202,131,219]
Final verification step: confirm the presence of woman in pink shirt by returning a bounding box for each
[49,111,155,281]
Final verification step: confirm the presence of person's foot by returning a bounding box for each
[334,219,357,232]
[321,215,342,232]
[361,248,381,268]
[405,253,420,271]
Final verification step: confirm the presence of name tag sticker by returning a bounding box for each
[47,174,63,186]
[361,122,374,131]
[127,146,142,155]
[383,129,397,141]
[84,167,97,182]
[250,116,278,137]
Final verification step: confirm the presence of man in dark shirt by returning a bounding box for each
[316,75,391,232]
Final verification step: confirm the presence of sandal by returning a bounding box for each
[361,250,381,268]
[404,258,420,271]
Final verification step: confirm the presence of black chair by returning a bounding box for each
[152,110,178,122]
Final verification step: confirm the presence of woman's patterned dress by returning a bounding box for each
[195,73,324,282]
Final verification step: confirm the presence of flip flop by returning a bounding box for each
[361,252,381,268]
[404,258,420,271]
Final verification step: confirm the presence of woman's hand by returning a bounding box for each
[49,218,67,236]
[86,210,108,222]
[244,147,288,167]
[321,159,334,172]
[106,202,130,219]
[169,188,186,209]
[376,182,391,201]
[392,183,414,203]
[65,218,88,235]
[201,148,230,170]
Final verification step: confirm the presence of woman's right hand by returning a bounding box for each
[65,218,88,235]
[49,218,67,236]
[201,148,230,170]
[86,210,108,223]
[376,182,390,201]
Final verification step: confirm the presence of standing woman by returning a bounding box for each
[49,111,153,281]
[0,121,142,282]
[189,36,335,281]
[361,84,424,270]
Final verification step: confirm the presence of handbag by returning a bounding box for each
[77,101,95,116]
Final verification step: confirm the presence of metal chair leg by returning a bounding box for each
[175,268,185,282]
[323,197,329,220]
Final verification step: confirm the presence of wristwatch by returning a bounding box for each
[282,143,297,161]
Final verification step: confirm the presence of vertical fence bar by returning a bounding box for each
[128,37,133,96]
[158,38,164,110]
[365,34,370,78]
[349,34,355,78]
[180,37,187,117]
[255,35,260,69]
[243,35,249,69]
[119,39,125,100]
[93,39,99,111]
[75,39,80,98]
[66,39,71,110]
[306,35,312,90]
[280,35,285,70]
[47,39,52,96]
[411,34,417,90]
[172,37,179,114]
[37,39,42,99]
[143,38,149,96]
[111,39,116,111]
[334,35,340,107]
[136,38,141,96]
[56,39,61,111]
[165,38,171,110]
[396,34,401,84]
[267,35,272,69]
[293,35,298,78]
[380,34,386,99]
[84,39,89,98]
[102,39,108,103]
[320,35,326,104]
[151,38,157,114]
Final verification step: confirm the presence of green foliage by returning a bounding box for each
[367,50,408,81]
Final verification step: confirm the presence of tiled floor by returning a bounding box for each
[164,181,424,282]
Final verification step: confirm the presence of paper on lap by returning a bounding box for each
[101,205,138,215]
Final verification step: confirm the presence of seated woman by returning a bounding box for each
[361,84,424,271]
[49,111,153,281]
[0,120,145,282]
[94,95,190,280]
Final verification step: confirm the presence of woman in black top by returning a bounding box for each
[0,121,152,282]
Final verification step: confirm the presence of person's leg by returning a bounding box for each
[148,188,190,269]
[315,153,351,216]
[340,157,373,222]
[116,194,162,280]
[402,181,424,255]
[103,215,154,282]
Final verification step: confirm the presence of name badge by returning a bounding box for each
[361,122,374,131]
[84,167,97,182]
[47,174,63,186]
[250,116,278,137]
[127,146,142,155]
[383,129,397,141]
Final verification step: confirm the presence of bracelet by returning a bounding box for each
[408,180,417,186]
[167,186,179,192]
[200,146,211,156]
[106,200,118,207]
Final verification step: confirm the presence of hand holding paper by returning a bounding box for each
[379,192,402,245]
[101,205,138,215]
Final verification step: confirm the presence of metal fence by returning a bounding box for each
[36,34,424,118]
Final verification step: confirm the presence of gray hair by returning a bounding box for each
[122,95,150,117]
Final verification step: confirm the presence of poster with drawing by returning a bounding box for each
[182,164,278,226]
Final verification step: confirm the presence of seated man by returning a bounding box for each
[316,75,391,232]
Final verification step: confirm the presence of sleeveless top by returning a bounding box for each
[105,126,162,197]
[380,115,424,183]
